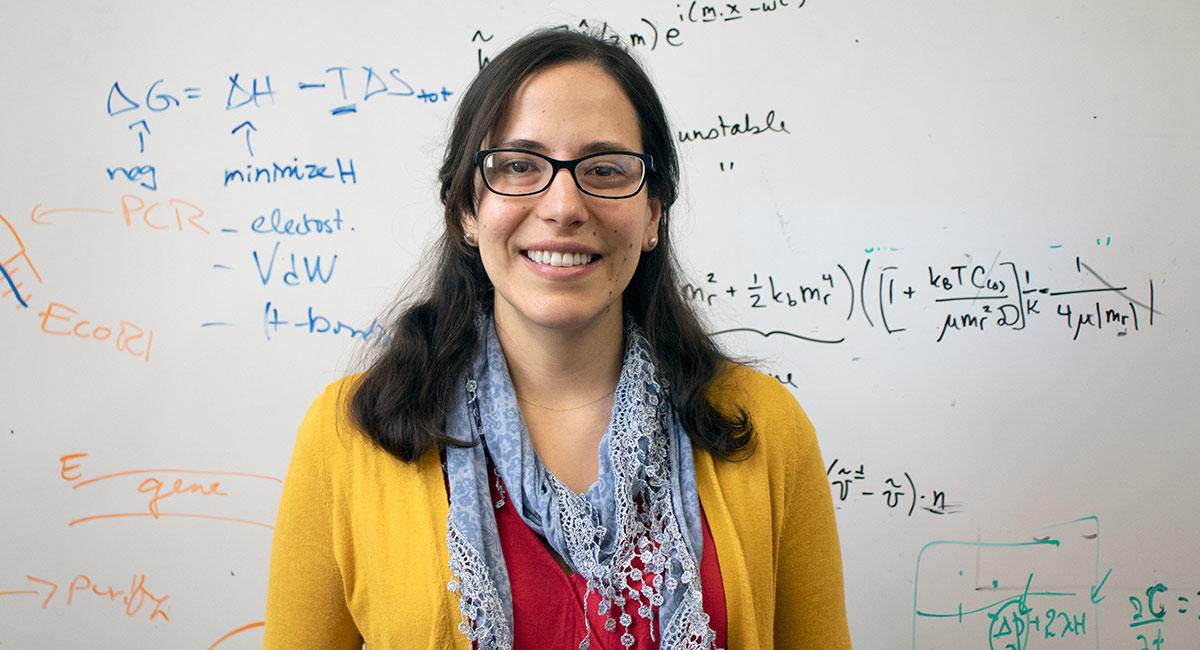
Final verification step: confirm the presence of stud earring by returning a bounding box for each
[464,231,476,246]
[647,236,658,250]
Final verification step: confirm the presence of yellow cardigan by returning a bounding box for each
[265,365,851,648]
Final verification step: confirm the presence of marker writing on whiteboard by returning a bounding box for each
[476,2,809,65]
[221,156,357,186]
[691,252,1160,344]
[31,195,208,234]
[249,207,347,236]
[37,303,154,363]
[59,453,281,529]
[252,242,339,287]
[1,212,43,307]
[0,262,25,308]
[676,110,790,143]
[2,572,170,623]
[262,301,391,346]
[209,621,265,649]
[826,458,961,517]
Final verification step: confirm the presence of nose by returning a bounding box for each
[537,167,589,227]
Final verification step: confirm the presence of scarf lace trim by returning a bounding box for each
[443,319,719,649]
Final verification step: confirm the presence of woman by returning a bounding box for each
[265,29,850,649]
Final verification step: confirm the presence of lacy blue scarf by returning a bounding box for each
[444,318,718,649]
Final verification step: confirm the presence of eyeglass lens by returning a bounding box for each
[481,151,646,197]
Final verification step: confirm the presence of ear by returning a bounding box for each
[643,198,662,251]
[460,212,479,247]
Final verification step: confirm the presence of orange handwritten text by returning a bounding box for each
[59,453,281,530]
[38,302,153,362]
[120,195,208,234]
[1,212,43,308]
[30,196,208,234]
[209,621,265,648]
[138,476,228,517]
[6,573,169,622]
[60,453,88,480]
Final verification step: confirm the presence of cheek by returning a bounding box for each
[475,202,518,244]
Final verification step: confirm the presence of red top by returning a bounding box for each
[488,466,727,649]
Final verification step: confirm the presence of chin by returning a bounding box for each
[496,297,622,334]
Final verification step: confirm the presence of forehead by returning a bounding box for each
[489,61,643,153]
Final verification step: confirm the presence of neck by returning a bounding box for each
[493,307,624,411]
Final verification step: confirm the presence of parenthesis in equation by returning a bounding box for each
[860,259,873,326]
[837,263,855,322]
[851,259,875,327]
[639,17,659,49]
[905,471,916,516]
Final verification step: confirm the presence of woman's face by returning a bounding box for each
[463,62,661,336]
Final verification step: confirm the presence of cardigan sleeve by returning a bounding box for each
[773,389,853,648]
[264,385,364,649]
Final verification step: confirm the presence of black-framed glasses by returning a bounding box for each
[475,149,653,199]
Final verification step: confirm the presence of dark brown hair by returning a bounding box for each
[352,28,752,461]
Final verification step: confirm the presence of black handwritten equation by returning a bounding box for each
[471,0,809,69]
[685,253,1159,344]
[826,458,960,518]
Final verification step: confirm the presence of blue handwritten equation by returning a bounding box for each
[103,67,454,192]
[687,253,1159,343]
[87,62,437,348]
[106,67,453,123]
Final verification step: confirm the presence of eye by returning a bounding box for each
[587,162,624,177]
[502,159,538,175]
[579,154,640,190]
[487,152,546,177]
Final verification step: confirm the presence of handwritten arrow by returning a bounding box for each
[232,121,257,157]
[25,576,58,608]
[30,203,113,226]
[1090,567,1112,604]
[128,120,150,153]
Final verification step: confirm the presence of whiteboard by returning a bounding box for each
[2,2,1198,648]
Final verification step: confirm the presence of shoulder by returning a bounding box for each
[708,364,801,416]
[294,375,363,459]
[300,375,361,432]
[707,364,818,462]
[293,374,438,483]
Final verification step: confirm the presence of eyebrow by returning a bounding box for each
[491,138,639,156]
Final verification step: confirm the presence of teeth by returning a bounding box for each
[526,250,594,267]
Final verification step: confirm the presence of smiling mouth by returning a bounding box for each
[524,250,597,267]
